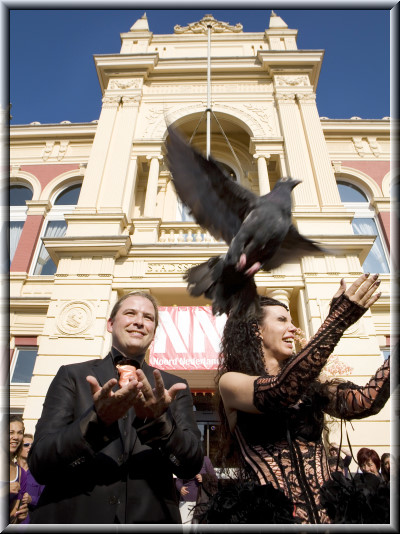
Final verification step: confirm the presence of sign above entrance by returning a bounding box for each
[149,306,227,370]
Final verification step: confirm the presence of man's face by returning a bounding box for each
[107,295,156,358]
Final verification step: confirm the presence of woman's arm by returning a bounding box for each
[323,356,390,420]
[253,274,380,412]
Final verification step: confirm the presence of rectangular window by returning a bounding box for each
[33,220,67,275]
[381,348,390,361]
[10,347,38,384]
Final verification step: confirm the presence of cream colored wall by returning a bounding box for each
[10,13,392,459]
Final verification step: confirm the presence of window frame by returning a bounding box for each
[337,181,390,273]
[10,346,38,385]
[30,182,82,276]
[9,184,32,263]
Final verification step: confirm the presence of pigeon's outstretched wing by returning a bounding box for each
[166,125,257,244]
[261,225,328,271]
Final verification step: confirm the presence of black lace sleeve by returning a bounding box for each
[324,357,390,420]
[253,293,367,412]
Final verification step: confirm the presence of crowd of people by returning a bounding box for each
[9,415,45,524]
[7,275,393,525]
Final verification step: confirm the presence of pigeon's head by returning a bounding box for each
[275,177,302,190]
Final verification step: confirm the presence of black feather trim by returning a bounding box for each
[195,480,301,524]
[320,471,390,524]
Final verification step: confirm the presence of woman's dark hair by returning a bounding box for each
[213,297,289,473]
[357,447,381,472]
[10,414,25,460]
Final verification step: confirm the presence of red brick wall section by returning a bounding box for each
[14,337,38,346]
[10,215,44,272]
[21,164,80,189]
[377,211,390,250]
[342,161,390,189]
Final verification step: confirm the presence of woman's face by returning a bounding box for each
[10,421,24,456]
[361,459,379,476]
[383,457,390,473]
[259,305,297,362]
[20,436,33,460]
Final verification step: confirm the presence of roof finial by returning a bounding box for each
[269,10,288,29]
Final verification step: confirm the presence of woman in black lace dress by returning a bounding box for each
[207,273,390,524]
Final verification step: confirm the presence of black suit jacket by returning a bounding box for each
[28,354,203,524]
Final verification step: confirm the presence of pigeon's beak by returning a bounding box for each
[291,179,302,188]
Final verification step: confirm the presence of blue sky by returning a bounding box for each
[9,8,391,124]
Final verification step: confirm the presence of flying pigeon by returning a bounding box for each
[166,125,328,317]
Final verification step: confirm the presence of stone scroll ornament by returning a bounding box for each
[174,13,243,34]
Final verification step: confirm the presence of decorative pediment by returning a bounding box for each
[174,14,243,34]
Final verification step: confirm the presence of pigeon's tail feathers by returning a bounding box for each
[212,276,260,319]
[184,256,223,299]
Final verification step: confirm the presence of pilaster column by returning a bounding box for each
[265,288,292,308]
[296,93,342,210]
[254,154,270,195]
[275,92,319,210]
[98,95,141,210]
[144,156,162,217]
[122,155,139,217]
[76,95,121,209]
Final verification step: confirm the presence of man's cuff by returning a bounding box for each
[134,411,174,445]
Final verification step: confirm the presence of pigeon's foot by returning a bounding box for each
[237,254,247,271]
[244,262,261,277]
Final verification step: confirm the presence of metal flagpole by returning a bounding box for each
[206,24,212,160]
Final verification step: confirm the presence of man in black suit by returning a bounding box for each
[28,291,203,524]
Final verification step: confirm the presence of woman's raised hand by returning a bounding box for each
[332,273,381,309]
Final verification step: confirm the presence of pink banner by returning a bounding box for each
[149,306,227,370]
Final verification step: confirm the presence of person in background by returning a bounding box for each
[380,452,391,485]
[357,447,381,478]
[9,415,30,524]
[176,455,217,524]
[17,433,45,521]
[28,291,203,524]
[327,442,352,478]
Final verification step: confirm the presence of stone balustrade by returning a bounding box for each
[158,223,223,244]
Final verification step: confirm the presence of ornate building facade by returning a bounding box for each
[10,12,392,467]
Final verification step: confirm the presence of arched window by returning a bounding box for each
[176,162,237,221]
[10,184,33,263]
[32,182,81,276]
[337,180,389,274]
[54,184,81,205]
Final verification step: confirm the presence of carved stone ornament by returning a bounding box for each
[122,95,141,106]
[42,141,55,161]
[174,13,243,34]
[108,79,142,90]
[57,301,93,335]
[102,96,121,108]
[276,93,296,103]
[275,75,310,87]
[296,93,316,103]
